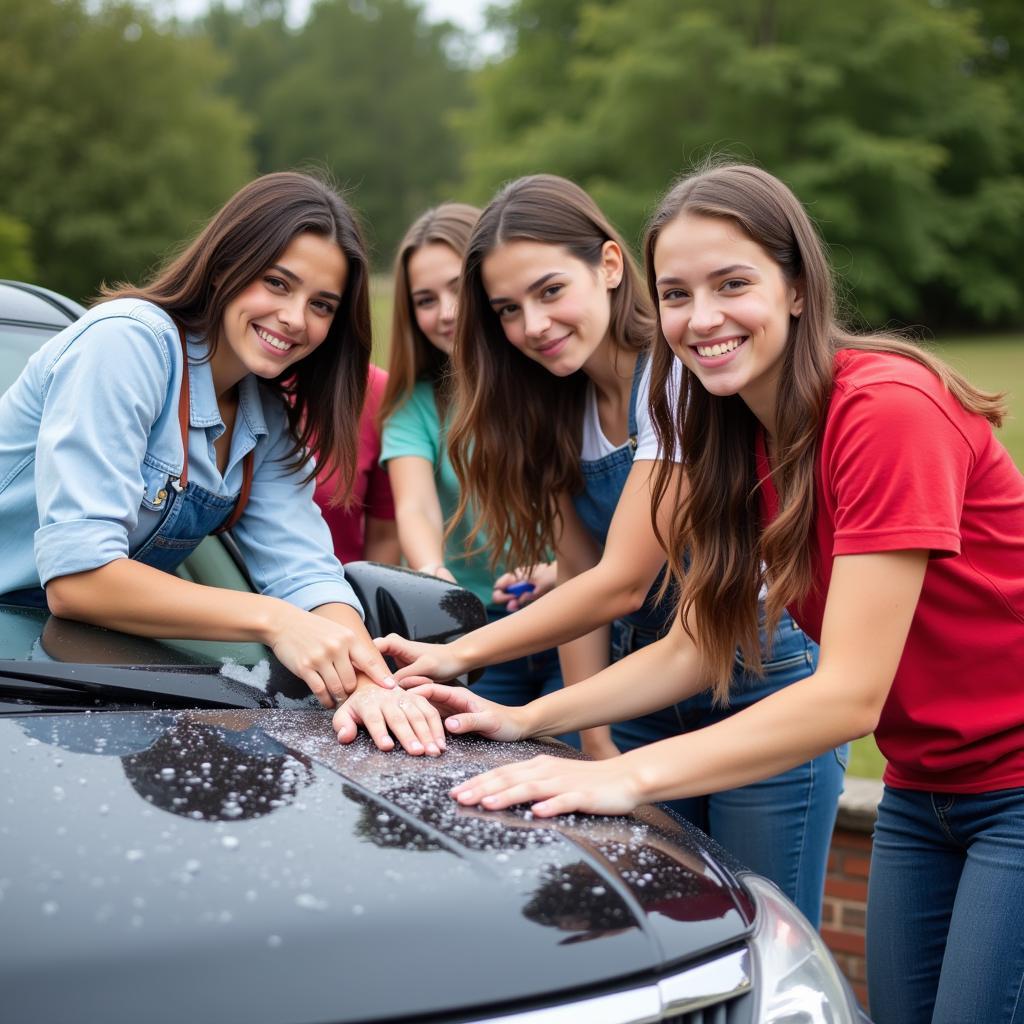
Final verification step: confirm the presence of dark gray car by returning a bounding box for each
[0,282,868,1023]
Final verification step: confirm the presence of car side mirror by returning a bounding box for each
[341,562,486,685]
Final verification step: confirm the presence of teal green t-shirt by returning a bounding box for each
[380,380,497,605]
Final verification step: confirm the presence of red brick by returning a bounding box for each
[852,980,869,1008]
[821,927,866,955]
[841,905,867,930]
[820,900,836,925]
[844,855,872,879]
[827,849,841,873]
[825,877,869,902]
[833,829,874,852]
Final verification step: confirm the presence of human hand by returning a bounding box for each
[266,603,396,708]
[580,726,621,761]
[491,562,557,612]
[332,679,447,756]
[374,634,468,684]
[416,563,457,584]
[405,682,529,742]
[448,753,641,818]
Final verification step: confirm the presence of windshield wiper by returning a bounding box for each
[0,661,266,709]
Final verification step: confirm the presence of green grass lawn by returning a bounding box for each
[370,284,1021,779]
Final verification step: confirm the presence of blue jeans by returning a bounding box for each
[470,608,579,749]
[867,784,1024,1024]
[611,610,847,929]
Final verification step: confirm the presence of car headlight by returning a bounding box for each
[744,874,862,1024]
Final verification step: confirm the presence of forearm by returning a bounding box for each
[453,561,651,670]
[520,629,707,738]
[624,665,876,804]
[312,601,372,642]
[394,502,446,571]
[557,627,615,748]
[46,558,288,644]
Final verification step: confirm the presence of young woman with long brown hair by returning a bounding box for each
[408,164,1024,1024]
[0,171,444,757]
[372,174,846,926]
[379,203,566,715]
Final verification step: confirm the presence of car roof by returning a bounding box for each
[0,279,86,326]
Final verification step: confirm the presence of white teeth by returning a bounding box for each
[696,338,743,358]
[255,326,294,351]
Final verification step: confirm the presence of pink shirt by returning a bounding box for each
[314,365,394,563]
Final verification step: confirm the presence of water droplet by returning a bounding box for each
[52,786,65,801]
[295,893,328,912]
[42,901,58,915]
[351,904,365,916]
[267,934,282,948]
[221,836,240,850]
[125,849,144,862]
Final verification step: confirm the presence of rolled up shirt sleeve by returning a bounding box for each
[230,415,364,616]
[33,315,176,586]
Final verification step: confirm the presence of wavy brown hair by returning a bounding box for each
[645,163,1007,699]
[449,174,655,571]
[379,203,481,425]
[102,171,372,493]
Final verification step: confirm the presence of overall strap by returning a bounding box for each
[626,350,649,450]
[175,326,191,490]
[175,325,254,534]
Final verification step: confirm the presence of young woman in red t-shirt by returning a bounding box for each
[407,164,1024,1024]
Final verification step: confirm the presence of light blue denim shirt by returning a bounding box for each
[0,298,362,614]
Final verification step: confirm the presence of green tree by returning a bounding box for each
[461,0,1024,328]
[248,0,469,263]
[0,0,253,301]
[0,214,35,280]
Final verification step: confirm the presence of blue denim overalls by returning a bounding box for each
[1,328,253,608]
[572,351,846,927]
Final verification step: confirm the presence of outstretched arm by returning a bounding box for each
[408,612,707,743]
[378,461,684,681]
[445,550,928,816]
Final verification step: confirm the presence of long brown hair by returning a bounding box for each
[645,163,1007,698]
[103,171,371,493]
[379,203,481,424]
[450,174,654,571]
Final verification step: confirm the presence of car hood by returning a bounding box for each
[1,708,754,1024]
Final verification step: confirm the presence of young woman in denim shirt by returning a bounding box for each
[374,175,846,926]
[0,172,444,757]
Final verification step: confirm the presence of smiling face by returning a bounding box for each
[653,212,803,428]
[213,231,348,394]
[480,240,623,377]
[406,242,462,356]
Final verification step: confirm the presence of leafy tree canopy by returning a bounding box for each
[201,0,470,266]
[0,0,253,302]
[463,0,1024,327]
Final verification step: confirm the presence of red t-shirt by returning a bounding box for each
[757,349,1024,793]
[313,365,395,563]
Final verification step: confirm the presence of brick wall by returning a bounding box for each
[821,777,882,1009]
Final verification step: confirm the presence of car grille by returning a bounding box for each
[665,989,753,1024]
[468,946,752,1024]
